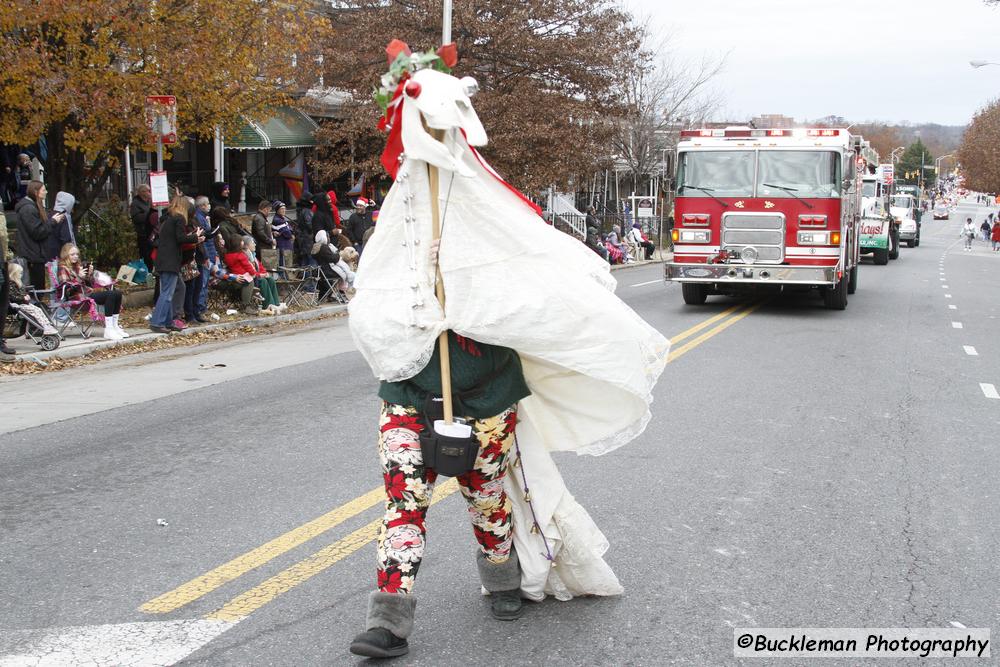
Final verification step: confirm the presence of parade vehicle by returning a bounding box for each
[890,193,921,247]
[933,202,950,220]
[859,172,900,265]
[664,127,862,310]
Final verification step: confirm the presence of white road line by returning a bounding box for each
[939,278,946,281]
[981,383,1000,400]
[952,322,963,329]
[630,279,662,287]
[945,294,952,298]
[949,305,958,310]
[964,346,979,356]
[943,285,950,289]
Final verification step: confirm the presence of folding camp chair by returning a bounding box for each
[316,266,348,304]
[276,265,314,308]
[43,261,102,339]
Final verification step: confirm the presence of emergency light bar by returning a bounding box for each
[680,128,844,139]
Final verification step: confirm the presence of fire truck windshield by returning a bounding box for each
[890,196,913,209]
[676,151,755,197]
[862,181,877,197]
[756,151,841,198]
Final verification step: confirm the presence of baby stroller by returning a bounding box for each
[6,301,61,351]
[4,261,61,351]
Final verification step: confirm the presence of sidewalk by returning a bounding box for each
[609,248,673,271]
[3,303,348,365]
[4,248,674,367]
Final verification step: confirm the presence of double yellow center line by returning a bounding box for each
[139,301,761,621]
[668,301,764,362]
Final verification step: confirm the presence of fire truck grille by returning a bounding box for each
[721,213,785,264]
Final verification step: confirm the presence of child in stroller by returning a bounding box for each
[5,262,60,351]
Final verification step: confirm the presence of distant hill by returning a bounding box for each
[823,120,966,161]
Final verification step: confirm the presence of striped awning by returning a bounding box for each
[227,106,319,150]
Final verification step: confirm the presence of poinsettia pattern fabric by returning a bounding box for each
[376,401,517,595]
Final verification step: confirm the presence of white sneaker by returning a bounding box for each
[103,327,124,341]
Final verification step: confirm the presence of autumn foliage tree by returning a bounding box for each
[958,98,1000,193]
[315,0,641,193]
[0,0,332,213]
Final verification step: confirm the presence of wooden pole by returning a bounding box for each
[426,129,454,424]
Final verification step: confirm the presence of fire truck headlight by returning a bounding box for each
[679,230,711,243]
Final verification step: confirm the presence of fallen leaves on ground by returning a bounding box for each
[0,311,346,377]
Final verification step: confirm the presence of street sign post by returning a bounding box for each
[149,171,170,207]
[145,95,177,173]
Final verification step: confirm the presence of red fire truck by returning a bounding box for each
[664,128,863,310]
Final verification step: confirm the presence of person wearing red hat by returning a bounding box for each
[347,198,373,253]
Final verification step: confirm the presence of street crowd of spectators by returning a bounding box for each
[582,205,656,265]
[2,176,378,358]
[133,184,373,334]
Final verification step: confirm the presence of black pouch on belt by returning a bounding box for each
[419,396,479,477]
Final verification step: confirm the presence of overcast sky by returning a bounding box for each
[624,0,1000,126]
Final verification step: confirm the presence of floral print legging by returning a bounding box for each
[376,401,517,595]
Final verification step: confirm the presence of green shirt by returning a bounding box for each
[378,331,531,419]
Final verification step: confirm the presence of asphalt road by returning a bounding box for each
[1,201,998,666]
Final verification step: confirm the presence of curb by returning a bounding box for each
[609,252,673,272]
[16,303,348,364]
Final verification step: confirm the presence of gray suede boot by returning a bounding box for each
[349,591,415,659]
[476,546,524,621]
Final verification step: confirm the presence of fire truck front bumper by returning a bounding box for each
[664,262,838,286]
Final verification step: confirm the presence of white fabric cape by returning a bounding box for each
[349,128,669,601]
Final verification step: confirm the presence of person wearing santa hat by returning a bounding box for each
[347,197,373,253]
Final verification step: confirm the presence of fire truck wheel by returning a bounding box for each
[823,277,848,310]
[847,266,858,295]
[906,239,915,248]
[873,247,889,265]
[888,230,900,260]
[681,283,708,305]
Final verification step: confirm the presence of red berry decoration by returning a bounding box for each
[404,80,422,99]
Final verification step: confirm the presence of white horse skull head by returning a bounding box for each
[400,68,486,177]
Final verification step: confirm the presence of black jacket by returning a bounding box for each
[346,211,370,245]
[155,213,199,273]
[14,197,52,263]
[310,194,334,238]
[129,196,152,236]
[295,215,312,253]
[312,241,340,265]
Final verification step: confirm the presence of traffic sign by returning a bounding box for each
[145,95,178,145]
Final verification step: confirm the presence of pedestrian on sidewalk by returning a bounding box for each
[181,208,204,325]
[150,196,203,333]
[311,191,336,238]
[346,198,372,253]
[49,191,77,256]
[271,201,294,269]
[193,196,217,318]
[14,180,59,289]
[980,218,992,242]
[209,182,231,212]
[962,217,976,251]
[0,212,15,359]
[991,219,1000,251]
[251,199,276,267]
[129,185,156,271]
